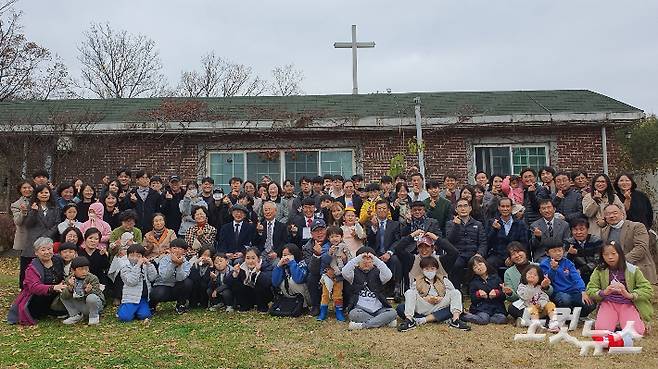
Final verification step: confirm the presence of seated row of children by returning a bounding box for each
[8,224,654,338]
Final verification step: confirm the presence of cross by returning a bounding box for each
[334,25,375,95]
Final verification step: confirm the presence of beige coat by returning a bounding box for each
[10,197,30,251]
[601,220,657,284]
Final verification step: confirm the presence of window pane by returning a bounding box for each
[209,153,245,191]
[475,147,510,175]
[285,151,318,184]
[512,147,547,175]
[320,150,353,177]
[246,152,281,183]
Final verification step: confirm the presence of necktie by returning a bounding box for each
[265,222,274,252]
[235,223,240,244]
[547,221,553,238]
[307,218,312,227]
[379,220,386,253]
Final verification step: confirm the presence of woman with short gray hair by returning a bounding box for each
[7,237,66,326]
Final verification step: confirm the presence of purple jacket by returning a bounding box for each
[7,256,63,325]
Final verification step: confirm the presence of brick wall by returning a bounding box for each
[2,123,626,202]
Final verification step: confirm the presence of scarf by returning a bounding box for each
[410,216,427,232]
[610,220,625,229]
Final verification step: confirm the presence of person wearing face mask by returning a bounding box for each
[397,250,470,332]
[117,243,158,322]
[80,202,112,250]
[178,182,208,237]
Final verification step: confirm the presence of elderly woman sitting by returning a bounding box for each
[7,237,67,325]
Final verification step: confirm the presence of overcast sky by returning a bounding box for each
[17,0,658,113]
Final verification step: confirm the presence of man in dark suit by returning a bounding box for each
[254,201,289,262]
[289,197,318,247]
[217,204,256,265]
[124,170,163,233]
[366,199,403,300]
[485,197,529,269]
[529,199,570,261]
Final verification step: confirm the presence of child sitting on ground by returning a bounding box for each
[208,253,234,312]
[342,247,397,330]
[517,264,559,332]
[398,254,469,332]
[188,246,214,309]
[540,243,595,318]
[117,244,158,322]
[586,241,653,335]
[272,243,311,313]
[61,256,105,325]
[318,226,351,321]
[462,255,507,325]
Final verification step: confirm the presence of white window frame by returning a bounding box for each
[473,143,550,175]
[206,148,356,184]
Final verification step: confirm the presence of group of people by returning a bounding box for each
[6,166,656,336]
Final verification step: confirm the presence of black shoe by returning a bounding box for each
[398,318,417,332]
[448,318,471,331]
[175,305,188,315]
[257,305,269,313]
[308,306,320,317]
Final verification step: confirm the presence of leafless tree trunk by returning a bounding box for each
[77,23,167,98]
[270,64,304,96]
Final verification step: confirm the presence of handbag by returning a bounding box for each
[269,275,304,317]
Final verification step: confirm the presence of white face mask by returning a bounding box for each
[187,189,198,198]
[423,270,436,280]
[128,257,139,265]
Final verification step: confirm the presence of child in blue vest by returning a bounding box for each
[540,243,595,318]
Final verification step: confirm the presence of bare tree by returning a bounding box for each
[77,23,167,98]
[270,64,303,96]
[177,52,267,97]
[21,57,77,100]
[0,1,50,100]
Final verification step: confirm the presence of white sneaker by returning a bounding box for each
[548,319,560,333]
[225,306,234,313]
[88,316,100,325]
[63,314,83,325]
[348,322,364,330]
[388,319,398,328]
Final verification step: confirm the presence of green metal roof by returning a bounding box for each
[0,90,642,124]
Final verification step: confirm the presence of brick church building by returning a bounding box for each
[0,89,643,205]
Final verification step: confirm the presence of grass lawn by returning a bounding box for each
[0,256,656,369]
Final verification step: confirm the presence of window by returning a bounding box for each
[285,151,319,185]
[209,152,245,190]
[475,145,548,175]
[208,149,354,190]
[321,150,354,178]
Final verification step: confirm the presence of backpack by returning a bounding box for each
[269,275,304,317]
